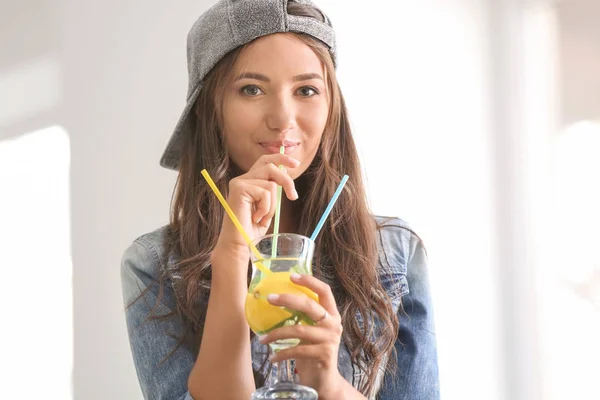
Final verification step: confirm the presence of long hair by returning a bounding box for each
[146,1,399,396]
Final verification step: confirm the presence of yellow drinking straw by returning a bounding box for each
[200,169,271,275]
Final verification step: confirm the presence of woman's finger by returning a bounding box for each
[267,292,329,324]
[251,153,301,170]
[259,324,331,345]
[229,180,272,225]
[240,179,278,227]
[289,274,340,317]
[270,344,336,367]
[246,161,298,201]
[259,180,278,227]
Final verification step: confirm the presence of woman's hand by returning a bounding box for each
[259,273,347,397]
[214,154,300,256]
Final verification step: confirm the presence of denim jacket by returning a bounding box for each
[121,216,440,399]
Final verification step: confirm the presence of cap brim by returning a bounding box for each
[159,83,203,170]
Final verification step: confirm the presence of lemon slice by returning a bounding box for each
[245,293,292,334]
[245,271,319,334]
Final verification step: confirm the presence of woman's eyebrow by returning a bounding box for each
[234,72,324,82]
[292,73,323,82]
[235,72,270,82]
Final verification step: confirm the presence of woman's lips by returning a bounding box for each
[259,141,300,155]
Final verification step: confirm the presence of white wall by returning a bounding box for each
[558,0,600,125]
[1,0,201,398]
[539,1,600,399]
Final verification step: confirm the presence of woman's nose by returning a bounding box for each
[266,95,296,133]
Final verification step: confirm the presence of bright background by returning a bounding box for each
[1,0,598,399]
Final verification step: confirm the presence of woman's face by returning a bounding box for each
[221,33,330,178]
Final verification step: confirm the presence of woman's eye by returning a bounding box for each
[297,86,319,97]
[241,85,263,96]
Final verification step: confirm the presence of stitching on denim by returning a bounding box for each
[136,237,163,270]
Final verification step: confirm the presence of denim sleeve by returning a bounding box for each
[378,235,440,400]
[121,240,196,400]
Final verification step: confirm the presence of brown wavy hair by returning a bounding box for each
[153,1,399,396]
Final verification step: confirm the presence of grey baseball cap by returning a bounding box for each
[160,0,337,170]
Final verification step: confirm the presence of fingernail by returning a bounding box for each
[267,294,279,302]
[290,273,301,280]
[258,335,267,343]
[293,189,299,200]
[269,354,276,362]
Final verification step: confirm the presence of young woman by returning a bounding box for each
[121,1,439,399]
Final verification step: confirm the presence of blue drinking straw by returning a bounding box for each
[309,175,349,241]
